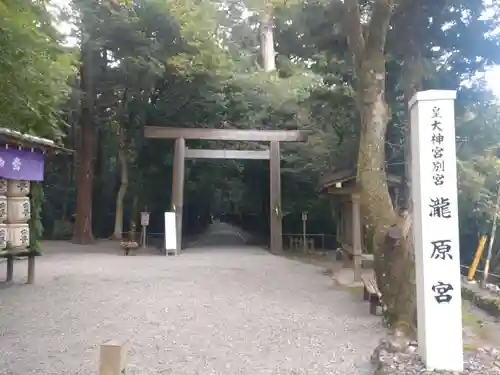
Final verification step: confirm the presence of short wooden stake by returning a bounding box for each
[6,256,13,282]
[27,255,35,284]
[99,340,128,375]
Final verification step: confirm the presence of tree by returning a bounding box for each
[0,0,73,138]
[32,0,500,309]
[340,0,500,330]
[71,0,102,244]
[341,2,416,331]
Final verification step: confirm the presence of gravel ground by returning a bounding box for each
[372,336,500,375]
[0,233,384,375]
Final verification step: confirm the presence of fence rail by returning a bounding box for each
[282,233,338,251]
[123,230,340,252]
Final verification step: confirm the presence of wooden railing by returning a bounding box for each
[282,233,338,252]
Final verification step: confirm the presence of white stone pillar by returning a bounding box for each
[409,90,463,371]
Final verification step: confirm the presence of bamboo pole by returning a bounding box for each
[483,183,500,286]
[467,235,487,281]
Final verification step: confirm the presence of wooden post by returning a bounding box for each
[27,255,35,284]
[352,194,362,282]
[171,138,186,254]
[302,211,307,254]
[269,141,282,253]
[307,238,314,251]
[6,256,13,282]
[99,340,128,375]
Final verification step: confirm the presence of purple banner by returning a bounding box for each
[0,148,45,181]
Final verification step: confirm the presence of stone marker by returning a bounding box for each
[410,90,463,371]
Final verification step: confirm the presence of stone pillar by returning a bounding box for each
[410,90,463,371]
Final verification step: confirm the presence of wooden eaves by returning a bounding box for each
[0,128,74,154]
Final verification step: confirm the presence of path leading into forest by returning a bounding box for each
[0,224,384,375]
[186,220,254,248]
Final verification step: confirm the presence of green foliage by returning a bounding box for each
[152,0,233,73]
[29,182,45,253]
[0,0,75,140]
[12,0,500,250]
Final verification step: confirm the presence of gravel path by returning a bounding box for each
[0,233,384,375]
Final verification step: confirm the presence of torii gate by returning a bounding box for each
[144,127,309,253]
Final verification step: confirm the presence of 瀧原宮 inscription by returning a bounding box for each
[410,90,463,372]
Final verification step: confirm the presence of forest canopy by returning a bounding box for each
[3,0,500,330]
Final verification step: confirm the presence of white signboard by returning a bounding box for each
[164,212,177,253]
[140,212,150,227]
[410,90,463,371]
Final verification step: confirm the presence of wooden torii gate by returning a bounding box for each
[144,127,309,253]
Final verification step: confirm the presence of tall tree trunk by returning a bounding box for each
[112,139,128,240]
[73,36,96,245]
[358,57,417,335]
[92,126,103,237]
[112,87,130,240]
[129,194,139,241]
[345,0,416,333]
[260,6,276,72]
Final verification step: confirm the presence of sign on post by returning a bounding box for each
[301,212,308,253]
[410,90,463,371]
[164,211,177,255]
[140,212,150,227]
[140,212,150,248]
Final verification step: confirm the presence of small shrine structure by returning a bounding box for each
[317,168,402,281]
[0,128,72,284]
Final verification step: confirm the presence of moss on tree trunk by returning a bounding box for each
[344,0,416,335]
[356,59,416,334]
[29,182,44,253]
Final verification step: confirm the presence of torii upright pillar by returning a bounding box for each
[269,141,283,253]
[171,138,185,253]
